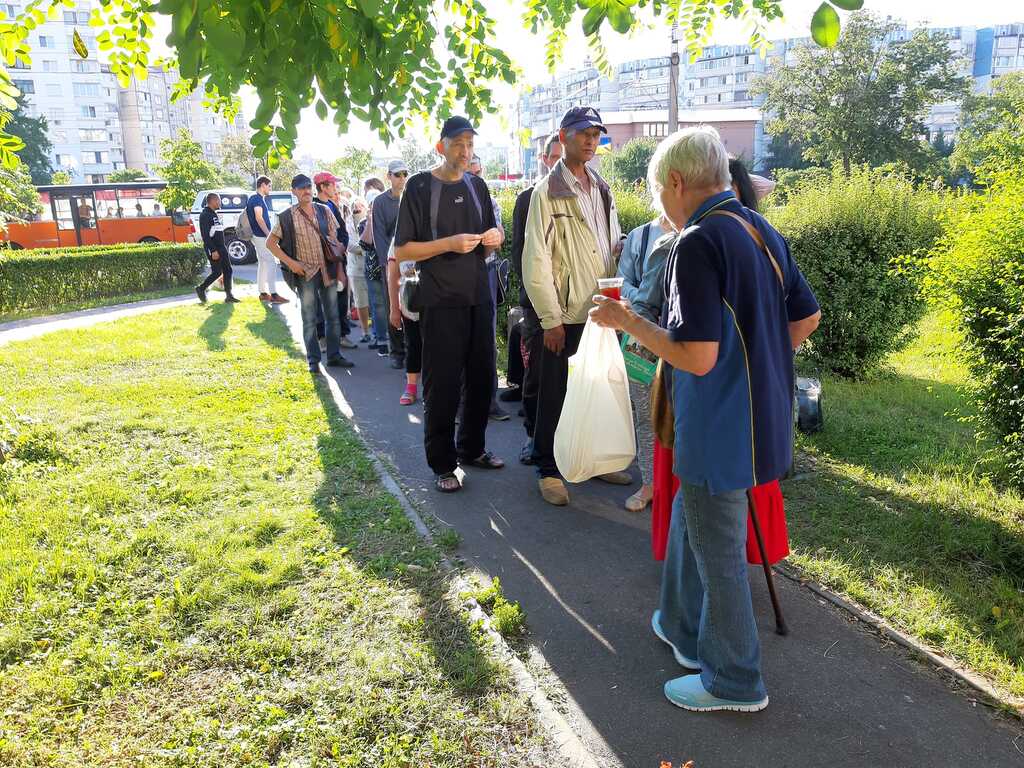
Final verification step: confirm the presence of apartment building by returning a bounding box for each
[7,0,125,182]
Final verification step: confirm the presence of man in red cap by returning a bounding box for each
[315,171,356,349]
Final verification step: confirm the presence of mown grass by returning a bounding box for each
[0,301,551,766]
[786,310,1024,701]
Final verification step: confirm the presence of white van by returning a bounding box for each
[189,188,295,264]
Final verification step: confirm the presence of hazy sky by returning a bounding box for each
[196,0,1022,159]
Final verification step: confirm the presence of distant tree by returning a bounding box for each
[108,168,147,182]
[754,12,969,173]
[155,130,222,211]
[5,99,52,185]
[484,156,505,179]
[398,139,437,175]
[763,131,814,173]
[267,156,301,191]
[0,162,41,227]
[603,137,658,185]
[950,71,1024,185]
[220,169,249,187]
[327,147,377,191]
[49,170,72,185]
[219,133,268,187]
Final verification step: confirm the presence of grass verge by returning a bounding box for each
[786,311,1024,702]
[0,300,551,766]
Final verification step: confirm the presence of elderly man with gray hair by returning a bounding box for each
[591,126,821,713]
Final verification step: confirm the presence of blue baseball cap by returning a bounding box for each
[440,116,478,140]
[560,106,607,134]
[291,173,313,190]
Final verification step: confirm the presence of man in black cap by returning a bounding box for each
[394,116,505,493]
[267,174,354,372]
[521,106,628,506]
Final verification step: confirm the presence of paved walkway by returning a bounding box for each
[4,288,1022,767]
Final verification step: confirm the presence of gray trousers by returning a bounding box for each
[630,379,654,485]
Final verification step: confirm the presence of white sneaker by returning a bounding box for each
[651,610,700,669]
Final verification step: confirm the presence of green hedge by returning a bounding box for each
[769,167,945,378]
[0,243,206,317]
[925,171,1024,488]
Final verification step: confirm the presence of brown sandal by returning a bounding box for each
[435,473,462,493]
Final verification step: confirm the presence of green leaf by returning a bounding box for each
[829,0,863,9]
[582,5,603,37]
[810,2,841,48]
[72,29,89,59]
[315,100,327,120]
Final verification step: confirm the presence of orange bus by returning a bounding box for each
[0,182,194,250]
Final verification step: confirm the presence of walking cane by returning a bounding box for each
[746,488,788,636]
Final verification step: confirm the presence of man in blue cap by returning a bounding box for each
[521,106,629,506]
[394,116,506,493]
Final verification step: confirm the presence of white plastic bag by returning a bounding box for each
[554,319,636,483]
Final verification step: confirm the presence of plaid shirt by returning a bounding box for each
[272,204,332,285]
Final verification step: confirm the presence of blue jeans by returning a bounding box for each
[297,274,341,365]
[366,277,388,350]
[658,482,767,702]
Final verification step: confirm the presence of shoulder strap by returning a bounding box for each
[429,175,442,241]
[462,172,484,228]
[707,210,784,289]
[639,222,652,276]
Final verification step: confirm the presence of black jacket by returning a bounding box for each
[511,185,534,309]
[199,206,226,255]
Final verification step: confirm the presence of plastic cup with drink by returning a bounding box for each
[597,277,624,302]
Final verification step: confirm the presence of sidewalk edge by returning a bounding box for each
[775,563,1024,717]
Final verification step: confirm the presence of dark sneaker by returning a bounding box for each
[270,294,289,304]
[489,403,510,421]
[377,347,390,358]
[259,292,272,302]
[390,357,405,370]
[224,295,241,303]
[359,334,373,344]
[195,286,207,304]
[499,386,523,402]
[326,356,355,368]
[519,440,535,465]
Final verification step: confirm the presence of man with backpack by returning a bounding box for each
[394,117,505,493]
[371,160,409,368]
[244,176,288,304]
[266,174,352,372]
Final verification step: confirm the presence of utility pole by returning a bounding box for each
[668,21,680,134]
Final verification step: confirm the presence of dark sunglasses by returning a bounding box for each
[392,171,408,178]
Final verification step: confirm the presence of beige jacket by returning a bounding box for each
[522,161,622,329]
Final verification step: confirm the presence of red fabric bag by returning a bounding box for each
[651,439,789,565]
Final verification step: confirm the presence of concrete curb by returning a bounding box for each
[775,563,1024,717]
[288,310,603,767]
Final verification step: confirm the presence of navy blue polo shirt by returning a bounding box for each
[664,190,819,493]
[246,193,272,235]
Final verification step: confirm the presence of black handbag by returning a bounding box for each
[400,270,422,314]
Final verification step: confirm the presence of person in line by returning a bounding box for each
[153,203,162,216]
[616,215,676,512]
[77,200,94,228]
[360,177,389,353]
[196,192,239,304]
[509,132,562,463]
[266,174,353,372]
[247,175,287,304]
[590,126,820,714]
[348,198,372,343]
[521,106,629,507]
[134,202,144,217]
[372,160,409,369]
[394,116,505,493]
[314,171,357,350]
[387,242,422,405]
[468,155,509,421]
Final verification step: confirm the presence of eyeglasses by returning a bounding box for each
[392,171,408,178]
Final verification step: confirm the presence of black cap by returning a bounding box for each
[560,106,607,134]
[291,173,312,190]
[440,116,478,140]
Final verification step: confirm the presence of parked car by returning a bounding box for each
[189,188,295,264]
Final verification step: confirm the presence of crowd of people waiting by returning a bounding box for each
[195,107,822,714]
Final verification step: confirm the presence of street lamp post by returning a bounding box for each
[668,22,680,134]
